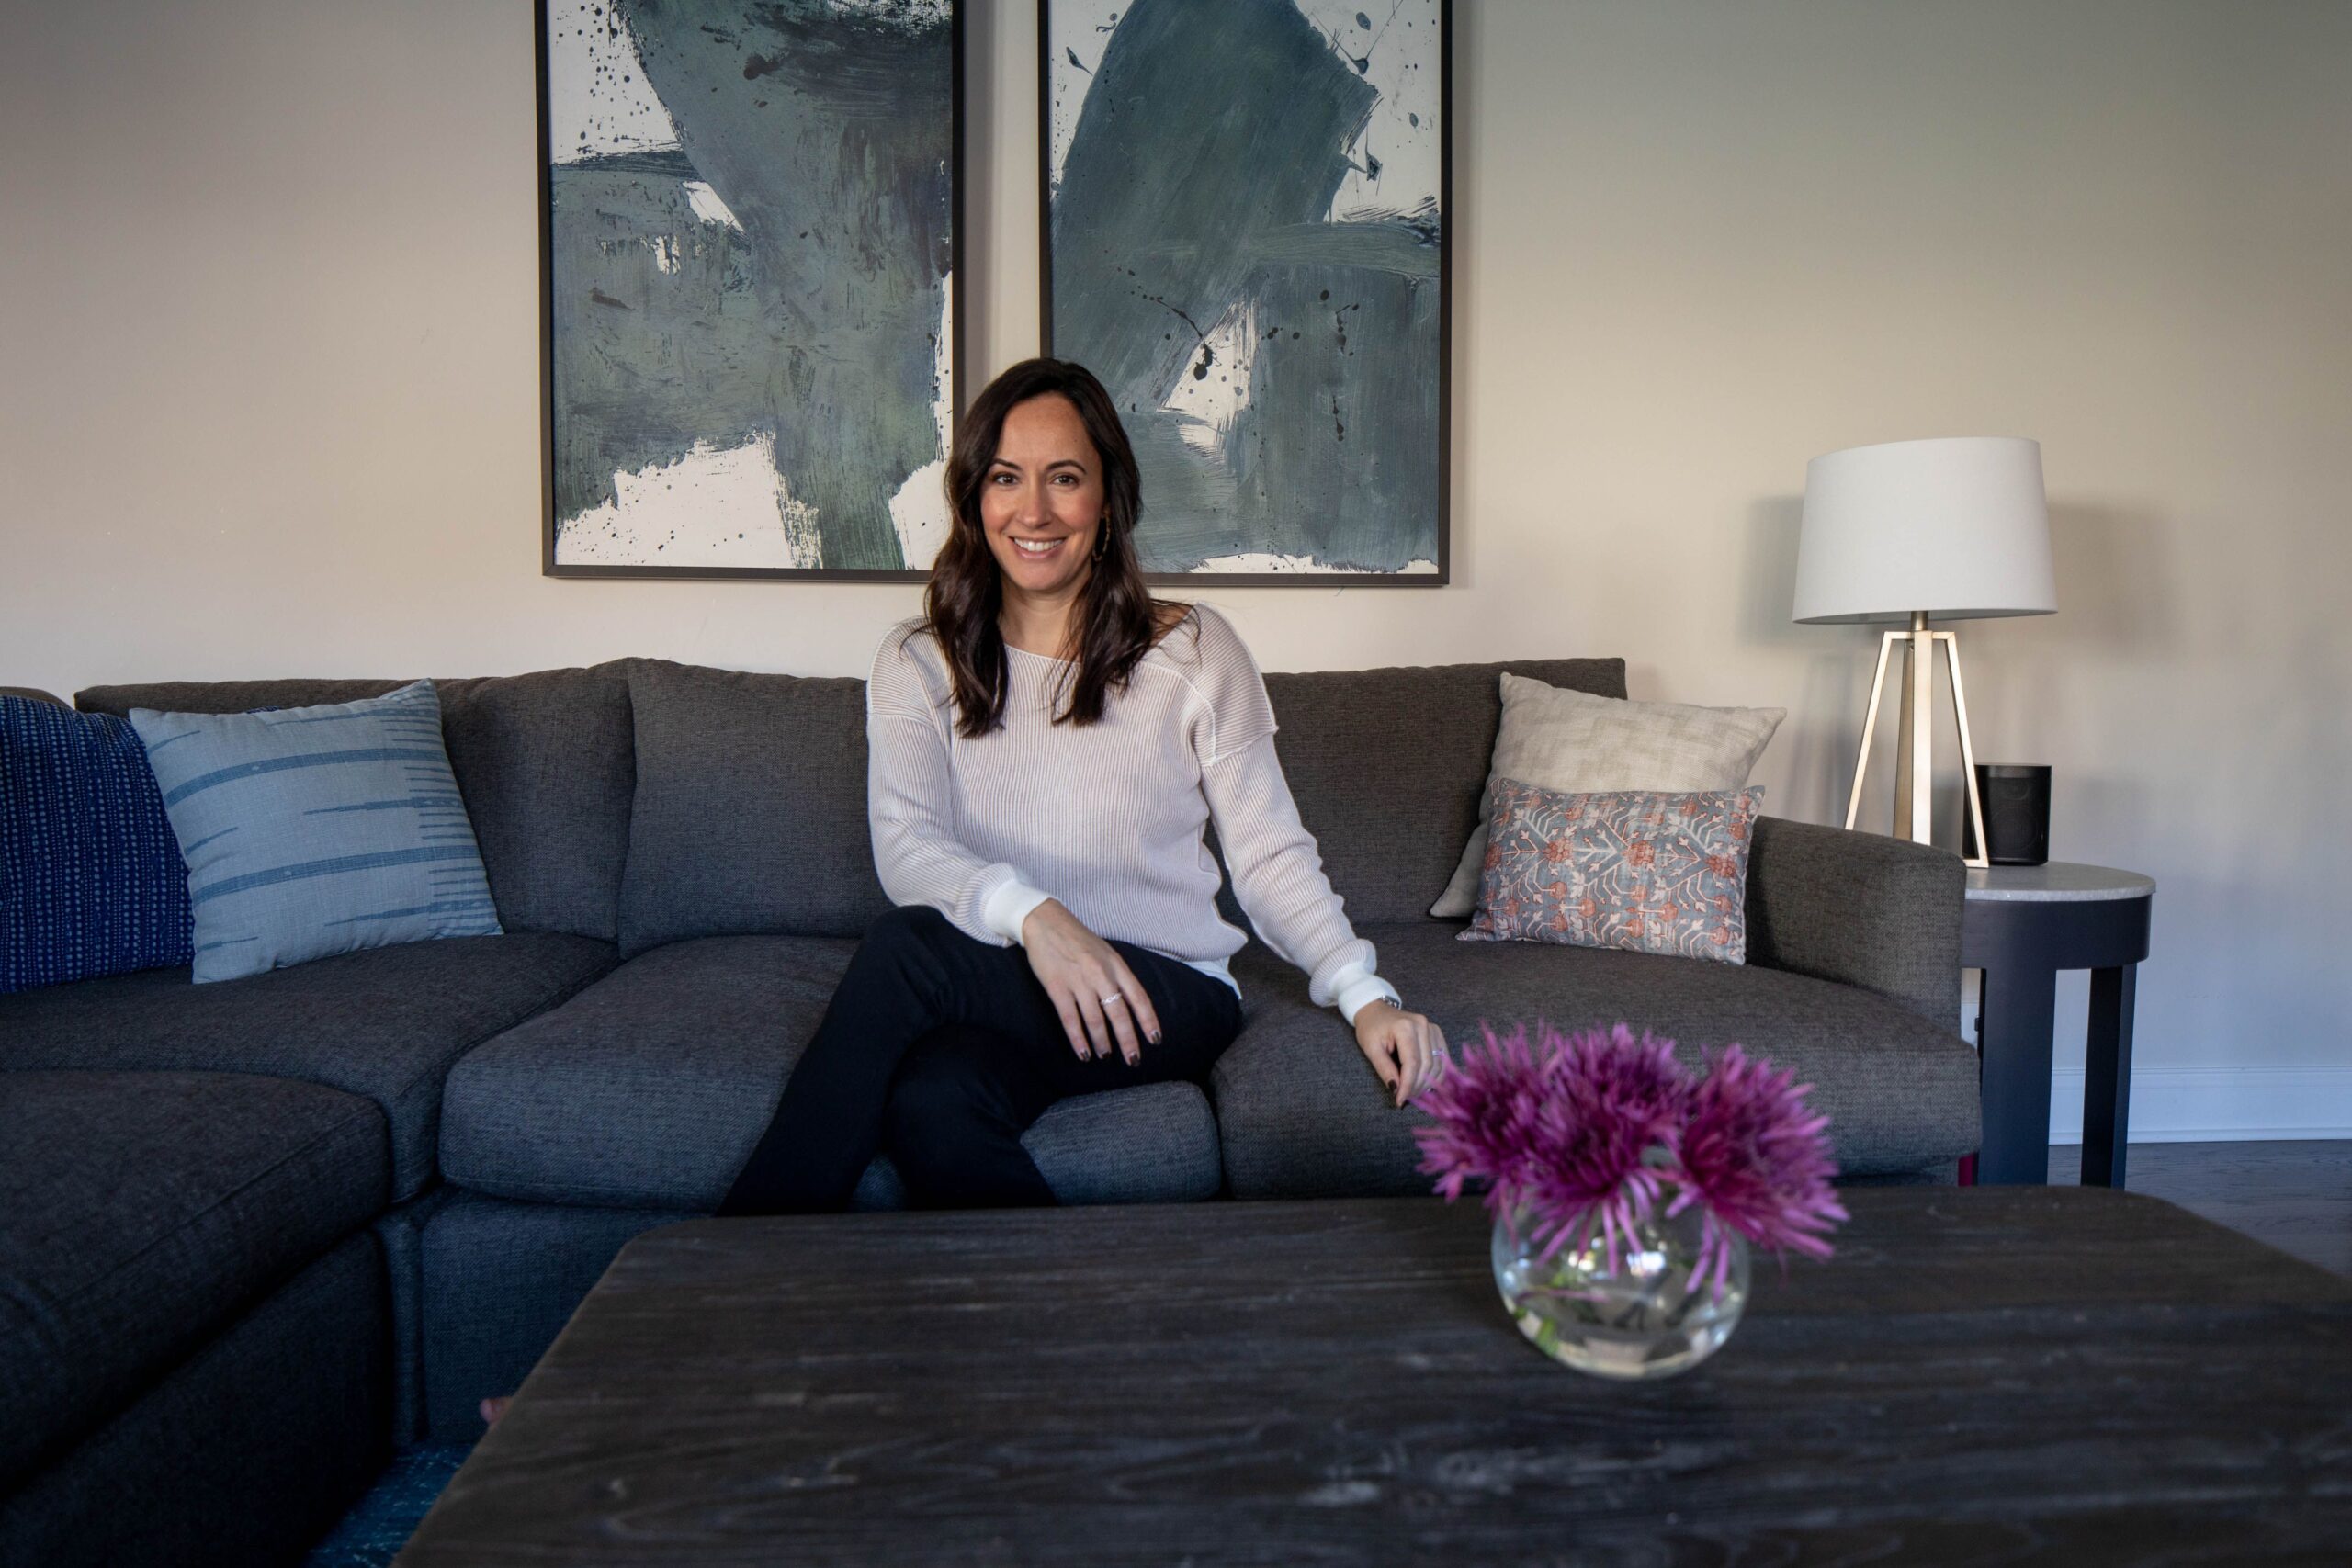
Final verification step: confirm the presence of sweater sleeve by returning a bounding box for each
[866,626,1054,947]
[1187,611,1401,1024]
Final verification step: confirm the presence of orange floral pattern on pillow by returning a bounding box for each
[1459,779,1762,964]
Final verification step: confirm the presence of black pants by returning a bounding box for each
[718,905,1248,1214]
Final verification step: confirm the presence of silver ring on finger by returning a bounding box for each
[1101,992,1125,1007]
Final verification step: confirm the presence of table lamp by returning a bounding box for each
[1793,436,2055,869]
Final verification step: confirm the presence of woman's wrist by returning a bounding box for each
[984,877,1056,945]
[1336,976,1405,1027]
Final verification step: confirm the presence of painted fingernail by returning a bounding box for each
[1148,1030,1163,1044]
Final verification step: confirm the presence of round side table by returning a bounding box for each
[1962,863,2155,1187]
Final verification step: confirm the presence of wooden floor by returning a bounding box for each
[2045,1140,2352,1277]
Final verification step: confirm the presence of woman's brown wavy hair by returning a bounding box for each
[925,357,1193,738]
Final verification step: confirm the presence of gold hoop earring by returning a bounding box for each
[1092,522,1110,561]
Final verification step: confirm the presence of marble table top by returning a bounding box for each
[1965,861,2156,902]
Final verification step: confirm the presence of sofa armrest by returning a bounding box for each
[1745,816,1963,1024]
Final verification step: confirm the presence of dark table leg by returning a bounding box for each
[2079,964,2139,1189]
[1977,964,2058,1185]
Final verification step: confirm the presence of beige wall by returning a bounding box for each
[6,2,2346,1134]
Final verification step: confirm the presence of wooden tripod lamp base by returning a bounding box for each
[1843,611,1990,870]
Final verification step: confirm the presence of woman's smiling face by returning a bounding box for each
[981,392,1105,598]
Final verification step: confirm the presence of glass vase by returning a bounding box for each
[1488,1200,1750,1379]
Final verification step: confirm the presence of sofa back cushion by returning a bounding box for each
[76,667,634,942]
[1260,658,1626,924]
[615,659,888,955]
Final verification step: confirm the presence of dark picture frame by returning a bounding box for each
[537,0,965,581]
[1040,0,1452,586]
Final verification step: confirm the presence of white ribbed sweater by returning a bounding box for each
[865,605,1398,1022]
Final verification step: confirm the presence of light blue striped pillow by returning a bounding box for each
[128,680,503,982]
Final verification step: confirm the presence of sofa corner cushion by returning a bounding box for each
[0,931,617,1201]
[440,933,1222,1211]
[1213,921,1980,1198]
[77,667,635,943]
[615,660,889,954]
[0,1070,388,1491]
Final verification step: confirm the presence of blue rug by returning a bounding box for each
[305,1443,469,1567]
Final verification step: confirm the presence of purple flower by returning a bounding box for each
[1668,1044,1849,1297]
[1517,1024,1691,1269]
[1415,1022,1691,1267]
[1411,1021,1553,1212]
[1419,1021,1849,1298]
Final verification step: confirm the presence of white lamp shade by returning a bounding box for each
[1793,436,2057,624]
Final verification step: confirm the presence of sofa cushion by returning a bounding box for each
[1461,783,1763,963]
[440,933,1221,1209]
[0,1231,387,1568]
[1,697,192,993]
[419,1194,688,1441]
[77,667,635,942]
[1212,920,1981,1199]
[0,932,616,1201]
[1431,673,1783,917]
[846,1078,1222,1209]
[1261,659,1625,924]
[127,680,503,983]
[0,1070,387,1491]
[615,660,890,954]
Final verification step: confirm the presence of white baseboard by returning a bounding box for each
[2046,1066,2352,1145]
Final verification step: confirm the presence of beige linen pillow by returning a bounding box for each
[1430,675,1785,918]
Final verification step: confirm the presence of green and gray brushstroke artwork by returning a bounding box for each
[1052,0,1442,573]
[548,0,952,571]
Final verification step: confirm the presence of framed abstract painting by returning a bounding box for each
[1042,0,1450,583]
[538,0,962,579]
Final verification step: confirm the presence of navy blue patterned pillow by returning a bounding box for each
[1,696,195,994]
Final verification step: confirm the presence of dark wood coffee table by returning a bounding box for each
[397,1190,2351,1564]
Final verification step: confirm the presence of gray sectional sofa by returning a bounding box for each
[0,650,1980,1566]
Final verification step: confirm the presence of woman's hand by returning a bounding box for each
[1355,1000,1447,1108]
[1020,899,1164,1065]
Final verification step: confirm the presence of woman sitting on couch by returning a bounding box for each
[716,356,1447,1216]
[481,359,1443,1423]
